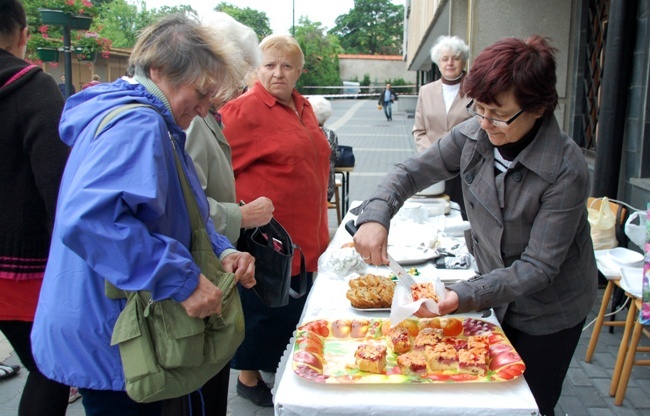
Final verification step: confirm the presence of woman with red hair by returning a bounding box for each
[352,36,596,416]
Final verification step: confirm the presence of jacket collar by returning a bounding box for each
[253,80,307,115]
[459,113,564,183]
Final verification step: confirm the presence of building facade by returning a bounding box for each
[404,0,649,241]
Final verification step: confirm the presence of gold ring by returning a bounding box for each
[362,255,370,260]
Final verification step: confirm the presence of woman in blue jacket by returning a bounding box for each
[31,14,255,415]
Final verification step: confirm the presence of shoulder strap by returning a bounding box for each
[94,103,154,138]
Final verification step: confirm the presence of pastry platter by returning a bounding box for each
[292,317,525,384]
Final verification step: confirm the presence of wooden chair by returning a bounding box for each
[584,198,631,364]
[611,297,650,405]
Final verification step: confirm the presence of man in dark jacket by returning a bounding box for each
[378,83,397,121]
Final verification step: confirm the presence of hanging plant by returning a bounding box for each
[26,25,63,63]
[73,31,112,60]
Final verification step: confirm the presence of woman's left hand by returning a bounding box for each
[222,252,256,288]
[413,288,460,318]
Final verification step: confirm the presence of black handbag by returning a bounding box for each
[336,145,355,168]
[237,217,307,307]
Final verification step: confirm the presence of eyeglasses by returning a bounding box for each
[465,99,524,128]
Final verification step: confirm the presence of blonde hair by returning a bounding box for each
[259,34,305,69]
[129,14,248,103]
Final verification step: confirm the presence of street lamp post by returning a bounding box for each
[62,25,73,98]
[292,0,295,36]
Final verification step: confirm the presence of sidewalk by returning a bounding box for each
[1,99,648,415]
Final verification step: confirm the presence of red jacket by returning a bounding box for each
[221,82,330,274]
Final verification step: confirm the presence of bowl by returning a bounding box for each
[608,247,644,268]
[416,181,445,196]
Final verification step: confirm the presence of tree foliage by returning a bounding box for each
[330,0,403,55]
[294,17,342,95]
[97,0,196,48]
[215,2,271,41]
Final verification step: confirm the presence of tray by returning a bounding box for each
[293,317,525,384]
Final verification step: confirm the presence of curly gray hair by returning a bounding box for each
[430,35,470,67]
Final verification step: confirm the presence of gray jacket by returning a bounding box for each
[355,114,597,335]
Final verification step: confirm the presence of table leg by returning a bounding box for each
[609,295,637,396]
[341,171,350,214]
[585,280,615,363]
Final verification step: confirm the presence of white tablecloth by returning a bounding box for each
[272,203,538,415]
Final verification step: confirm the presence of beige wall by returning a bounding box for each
[338,56,417,85]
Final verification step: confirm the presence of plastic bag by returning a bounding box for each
[625,211,647,248]
[317,246,367,277]
[588,197,618,250]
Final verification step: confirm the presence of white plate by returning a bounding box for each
[387,246,440,265]
[619,267,644,298]
[351,306,390,312]
[594,250,621,280]
[608,247,644,268]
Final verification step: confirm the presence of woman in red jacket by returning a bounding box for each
[221,34,330,407]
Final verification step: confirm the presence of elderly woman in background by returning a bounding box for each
[352,36,596,416]
[412,35,471,213]
[31,14,256,415]
[163,12,274,416]
[307,95,340,202]
[221,34,330,407]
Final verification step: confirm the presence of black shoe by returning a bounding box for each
[0,362,20,381]
[236,379,273,407]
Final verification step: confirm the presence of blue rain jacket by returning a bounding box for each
[31,78,235,390]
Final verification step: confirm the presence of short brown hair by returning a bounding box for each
[463,35,558,115]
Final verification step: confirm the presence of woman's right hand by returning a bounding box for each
[353,221,389,266]
[240,197,274,228]
[181,273,223,319]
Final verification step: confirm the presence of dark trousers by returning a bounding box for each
[161,363,230,416]
[0,320,70,416]
[501,318,585,416]
[78,389,162,416]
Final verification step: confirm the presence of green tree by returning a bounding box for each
[294,17,342,94]
[330,0,403,55]
[97,0,196,48]
[215,2,271,40]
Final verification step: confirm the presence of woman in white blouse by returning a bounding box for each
[412,36,471,212]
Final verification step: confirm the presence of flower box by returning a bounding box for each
[36,47,60,62]
[70,15,92,30]
[38,9,70,26]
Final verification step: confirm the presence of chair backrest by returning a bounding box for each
[587,197,629,246]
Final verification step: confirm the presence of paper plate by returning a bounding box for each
[619,266,643,298]
[388,246,440,265]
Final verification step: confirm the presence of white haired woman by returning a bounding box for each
[162,13,274,416]
[307,95,340,202]
[31,14,256,415]
[412,35,471,214]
